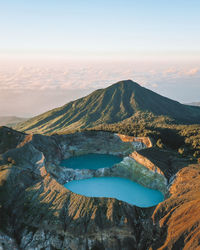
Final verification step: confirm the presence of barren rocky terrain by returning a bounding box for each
[0,126,199,249]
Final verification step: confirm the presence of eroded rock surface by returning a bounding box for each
[0,127,156,249]
[151,164,200,249]
[0,126,199,249]
[48,131,167,195]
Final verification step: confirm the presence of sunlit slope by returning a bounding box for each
[14,80,200,134]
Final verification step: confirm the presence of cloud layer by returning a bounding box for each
[0,60,199,117]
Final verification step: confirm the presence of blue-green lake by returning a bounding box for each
[64,177,164,207]
[60,153,123,169]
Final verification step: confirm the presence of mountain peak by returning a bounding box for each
[14,80,200,134]
[109,79,141,89]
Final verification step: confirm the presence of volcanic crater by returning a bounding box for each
[1,127,199,249]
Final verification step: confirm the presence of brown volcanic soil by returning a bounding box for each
[0,127,154,249]
[0,126,200,249]
[130,147,200,249]
[152,164,200,249]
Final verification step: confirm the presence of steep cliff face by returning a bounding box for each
[0,127,157,249]
[15,175,154,250]
[151,164,200,249]
[0,126,199,249]
[132,147,192,180]
[46,131,167,194]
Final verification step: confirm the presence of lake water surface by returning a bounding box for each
[60,153,123,169]
[64,177,164,207]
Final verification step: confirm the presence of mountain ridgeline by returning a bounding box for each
[187,102,200,107]
[0,116,27,127]
[15,80,200,134]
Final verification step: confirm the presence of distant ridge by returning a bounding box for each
[14,80,200,134]
[187,102,200,107]
[0,116,27,127]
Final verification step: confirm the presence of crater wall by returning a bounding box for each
[49,131,167,194]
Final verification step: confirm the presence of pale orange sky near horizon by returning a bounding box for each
[1,1,200,117]
[0,57,199,117]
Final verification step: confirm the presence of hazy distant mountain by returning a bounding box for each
[187,102,200,107]
[0,116,27,127]
[14,80,200,134]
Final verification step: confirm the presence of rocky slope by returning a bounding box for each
[14,80,200,134]
[0,126,200,249]
[152,164,200,249]
[0,127,155,249]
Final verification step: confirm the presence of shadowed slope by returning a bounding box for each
[1,126,200,249]
[0,126,154,249]
[14,80,200,134]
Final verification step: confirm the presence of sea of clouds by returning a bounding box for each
[0,59,199,117]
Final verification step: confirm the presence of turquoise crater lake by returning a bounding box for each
[60,153,123,170]
[64,177,164,207]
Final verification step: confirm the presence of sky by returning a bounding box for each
[0,0,200,117]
